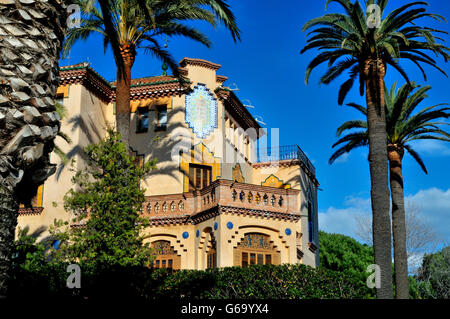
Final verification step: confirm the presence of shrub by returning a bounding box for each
[9,263,369,299]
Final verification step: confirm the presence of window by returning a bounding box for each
[188,164,212,191]
[308,202,313,241]
[237,233,278,267]
[257,254,264,265]
[242,252,248,268]
[250,253,256,265]
[151,240,180,270]
[56,96,64,106]
[136,107,149,133]
[155,105,167,131]
[207,249,216,269]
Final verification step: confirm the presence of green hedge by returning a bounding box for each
[9,263,370,299]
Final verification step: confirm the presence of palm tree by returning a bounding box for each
[0,0,66,296]
[63,0,240,146]
[330,82,450,298]
[301,0,450,298]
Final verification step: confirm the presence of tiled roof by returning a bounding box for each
[59,63,186,102]
[58,60,260,131]
[110,75,179,87]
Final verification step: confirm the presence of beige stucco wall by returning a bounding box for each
[17,84,109,240]
[143,213,300,270]
[252,164,319,267]
[16,59,318,268]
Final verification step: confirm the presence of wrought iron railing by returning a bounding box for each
[256,145,315,175]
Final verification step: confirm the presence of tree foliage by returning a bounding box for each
[330,82,450,166]
[354,203,442,273]
[319,231,375,297]
[64,0,240,79]
[52,130,156,268]
[301,0,450,104]
[416,246,450,299]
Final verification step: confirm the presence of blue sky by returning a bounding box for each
[62,0,450,245]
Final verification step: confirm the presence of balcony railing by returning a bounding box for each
[142,179,300,219]
[256,145,315,175]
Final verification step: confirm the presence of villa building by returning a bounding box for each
[17,58,320,269]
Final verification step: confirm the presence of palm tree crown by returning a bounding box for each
[330,81,450,170]
[64,0,240,74]
[301,0,450,105]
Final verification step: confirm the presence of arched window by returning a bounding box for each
[234,233,280,267]
[151,240,180,270]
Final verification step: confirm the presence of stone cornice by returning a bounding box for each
[179,57,221,71]
[216,75,228,84]
[148,215,192,227]
[215,87,261,133]
[219,205,301,222]
[308,242,318,253]
[146,203,301,226]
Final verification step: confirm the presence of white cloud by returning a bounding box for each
[318,196,370,239]
[319,188,450,244]
[405,188,450,243]
[410,140,450,156]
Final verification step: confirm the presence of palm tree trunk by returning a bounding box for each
[115,43,136,147]
[0,0,66,296]
[388,145,409,299]
[364,59,393,299]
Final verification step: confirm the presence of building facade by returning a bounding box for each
[17,58,320,269]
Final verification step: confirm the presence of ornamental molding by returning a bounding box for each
[59,64,113,102]
[190,206,221,224]
[148,215,193,227]
[18,207,44,216]
[215,87,261,132]
[144,203,301,226]
[219,205,301,222]
[216,75,228,84]
[308,242,318,253]
[179,57,221,71]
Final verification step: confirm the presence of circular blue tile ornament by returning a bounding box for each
[182,231,189,239]
[52,240,61,250]
[196,230,200,237]
[285,228,292,236]
[214,222,218,230]
[226,222,234,229]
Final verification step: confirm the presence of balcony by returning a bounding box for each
[142,179,300,224]
[256,145,315,176]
